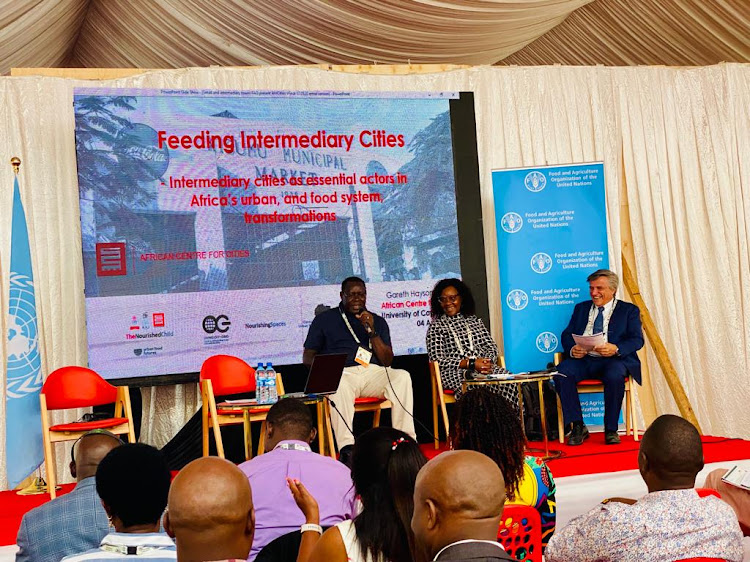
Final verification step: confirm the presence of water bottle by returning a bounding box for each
[265,363,278,404]
[255,363,266,404]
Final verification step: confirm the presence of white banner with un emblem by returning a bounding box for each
[5,176,44,488]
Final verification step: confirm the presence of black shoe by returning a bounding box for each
[567,422,589,446]
[605,431,621,445]
[338,445,354,467]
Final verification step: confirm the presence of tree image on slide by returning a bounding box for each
[373,111,460,280]
[74,96,164,254]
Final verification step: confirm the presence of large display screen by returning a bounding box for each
[73,89,480,382]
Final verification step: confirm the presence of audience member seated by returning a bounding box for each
[452,387,557,548]
[62,443,175,561]
[426,278,514,401]
[704,468,750,534]
[15,429,123,562]
[545,414,744,562]
[238,398,356,560]
[288,427,426,562]
[165,457,255,562]
[411,449,515,562]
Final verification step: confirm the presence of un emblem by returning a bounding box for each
[506,290,528,311]
[530,252,552,274]
[6,273,42,399]
[501,212,523,234]
[536,332,559,353]
[524,171,546,192]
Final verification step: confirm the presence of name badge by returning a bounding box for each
[355,346,372,366]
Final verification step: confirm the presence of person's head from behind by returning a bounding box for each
[430,278,476,318]
[451,387,525,500]
[165,457,254,562]
[639,414,703,493]
[96,443,170,533]
[264,398,316,452]
[351,427,427,562]
[70,429,123,482]
[412,450,506,561]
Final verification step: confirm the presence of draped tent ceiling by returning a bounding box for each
[1,0,750,74]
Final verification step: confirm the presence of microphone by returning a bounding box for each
[358,307,374,334]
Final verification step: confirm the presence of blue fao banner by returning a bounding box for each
[492,163,609,372]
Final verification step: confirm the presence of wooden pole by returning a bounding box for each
[621,258,702,433]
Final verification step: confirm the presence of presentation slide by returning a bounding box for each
[73,89,471,381]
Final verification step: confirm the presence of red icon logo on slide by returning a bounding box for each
[96,243,126,276]
[153,313,165,327]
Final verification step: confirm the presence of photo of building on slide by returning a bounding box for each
[75,92,461,297]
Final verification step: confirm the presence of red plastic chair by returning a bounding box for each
[40,366,136,499]
[200,355,284,460]
[498,504,542,562]
[675,559,727,561]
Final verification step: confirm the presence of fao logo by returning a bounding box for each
[203,315,231,334]
[524,171,546,192]
[506,290,528,311]
[530,252,552,274]
[501,212,523,234]
[536,332,558,353]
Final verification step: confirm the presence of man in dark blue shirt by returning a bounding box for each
[303,276,416,458]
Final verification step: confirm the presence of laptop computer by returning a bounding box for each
[286,353,348,397]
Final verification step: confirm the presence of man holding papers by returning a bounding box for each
[555,269,644,445]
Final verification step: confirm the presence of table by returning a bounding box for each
[216,396,336,459]
[463,373,563,460]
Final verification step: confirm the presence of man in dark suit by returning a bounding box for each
[15,430,123,562]
[555,269,644,446]
[411,450,515,562]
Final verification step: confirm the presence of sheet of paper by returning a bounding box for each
[573,332,607,352]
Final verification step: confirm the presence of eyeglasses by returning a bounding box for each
[438,294,460,304]
[344,291,366,298]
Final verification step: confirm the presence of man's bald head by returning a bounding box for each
[70,431,122,481]
[166,457,254,562]
[639,414,703,492]
[412,450,505,559]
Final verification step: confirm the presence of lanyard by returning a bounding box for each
[588,298,617,334]
[447,318,474,357]
[341,309,369,348]
[276,442,311,452]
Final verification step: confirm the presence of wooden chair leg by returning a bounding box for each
[625,385,632,437]
[324,400,335,458]
[317,402,326,455]
[258,421,266,456]
[556,394,565,444]
[432,377,440,449]
[243,411,251,460]
[43,437,56,500]
[631,383,639,441]
[372,408,381,428]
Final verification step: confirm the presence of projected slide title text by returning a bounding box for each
[157,129,405,154]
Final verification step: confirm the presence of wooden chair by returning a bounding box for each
[553,352,638,441]
[40,366,136,499]
[498,504,542,562]
[354,396,392,428]
[200,355,284,460]
[430,361,456,449]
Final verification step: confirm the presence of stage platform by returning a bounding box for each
[1,434,750,560]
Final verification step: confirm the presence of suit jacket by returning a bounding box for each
[435,541,516,562]
[16,477,110,562]
[560,299,645,383]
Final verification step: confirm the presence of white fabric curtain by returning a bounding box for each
[618,65,750,437]
[0,64,748,489]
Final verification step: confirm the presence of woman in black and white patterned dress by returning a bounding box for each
[426,278,516,401]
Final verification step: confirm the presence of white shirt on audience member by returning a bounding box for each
[545,488,743,562]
